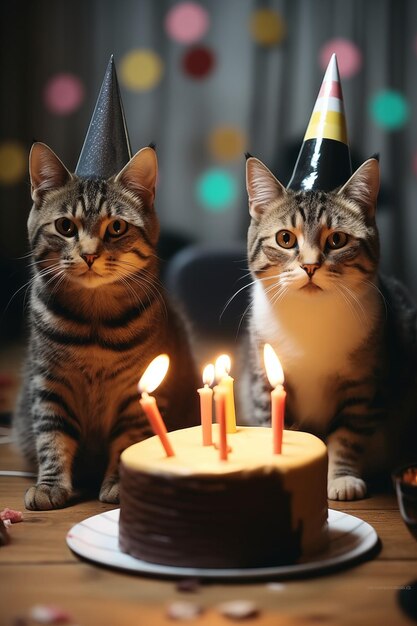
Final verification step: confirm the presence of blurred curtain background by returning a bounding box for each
[1,0,416,341]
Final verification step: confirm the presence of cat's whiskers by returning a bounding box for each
[338,282,367,324]
[27,256,62,269]
[331,280,365,326]
[359,278,388,319]
[221,272,285,320]
[220,278,259,320]
[111,266,167,318]
[270,284,290,308]
[113,261,166,313]
[3,263,63,313]
[333,284,361,324]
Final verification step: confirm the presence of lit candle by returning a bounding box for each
[263,344,286,455]
[197,364,214,446]
[214,386,228,461]
[214,354,237,433]
[138,354,174,457]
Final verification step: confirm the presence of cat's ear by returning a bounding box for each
[29,142,72,203]
[115,146,158,207]
[246,157,286,220]
[337,158,380,217]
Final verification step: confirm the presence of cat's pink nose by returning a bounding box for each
[82,253,98,268]
[301,263,321,278]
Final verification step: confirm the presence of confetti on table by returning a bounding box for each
[217,599,260,620]
[1,508,23,523]
[29,605,73,624]
[166,600,204,620]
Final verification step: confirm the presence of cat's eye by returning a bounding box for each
[276,230,297,249]
[327,232,348,250]
[55,218,77,237]
[106,219,128,238]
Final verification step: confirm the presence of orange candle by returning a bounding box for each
[197,364,214,446]
[138,354,174,457]
[214,354,237,433]
[214,386,228,461]
[264,344,286,455]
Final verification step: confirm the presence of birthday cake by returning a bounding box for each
[118,425,328,568]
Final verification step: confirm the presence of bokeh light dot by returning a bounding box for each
[165,2,209,44]
[369,90,409,130]
[182,46,215,79]
[120,49,164,91]
[196,168,238,212]
[250,9,286,46]
[0,141,27,185]
[319,39,362,78]
[44,73,85,115]
[208,127,246,161]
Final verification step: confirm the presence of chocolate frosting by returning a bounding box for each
[119,463,302,568]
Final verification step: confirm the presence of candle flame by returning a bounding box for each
[138,354,170,394]
[202,363,215,386]
[215,354,231,380]
[263,344,284,388]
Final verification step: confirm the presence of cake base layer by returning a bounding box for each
[119,427,328,569]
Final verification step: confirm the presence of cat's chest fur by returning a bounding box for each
[252,281,380,429]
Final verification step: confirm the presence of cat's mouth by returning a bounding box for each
[301,282,322,292]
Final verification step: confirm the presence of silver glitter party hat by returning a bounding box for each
[75,55,132,178]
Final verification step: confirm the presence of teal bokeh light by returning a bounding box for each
[196,168,238,211]
[369,90,409,130]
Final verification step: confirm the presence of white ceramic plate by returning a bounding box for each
[66,508,378,579]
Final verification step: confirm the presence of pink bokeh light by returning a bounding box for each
[319,39,362,78]
[165,2,209,44]
[44,73,85,115]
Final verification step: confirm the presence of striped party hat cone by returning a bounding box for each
[76,55,132,179]
[287,53,352,192]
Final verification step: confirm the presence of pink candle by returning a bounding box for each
[263,344,286,455]
[197,364,214,446]
[214,386,228,461]
[271,384,286,455]
[138,354,174,457]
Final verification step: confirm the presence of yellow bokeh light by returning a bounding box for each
[120,49,164,92]
[208,127,246,161]
[250,9,286,46]
[0,141,27,185]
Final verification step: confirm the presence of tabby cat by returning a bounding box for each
[14,142,199,510]
[240,155,417,500]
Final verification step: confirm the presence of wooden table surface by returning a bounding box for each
[1,437,417,626]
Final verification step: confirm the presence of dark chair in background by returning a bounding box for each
[163,243,250,364]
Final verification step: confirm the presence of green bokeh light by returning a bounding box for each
[369,90,409,130]
[196,168,238,212]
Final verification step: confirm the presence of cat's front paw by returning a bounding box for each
[328,476,367,501]
[99,478,120,503]
[25,483,71,510]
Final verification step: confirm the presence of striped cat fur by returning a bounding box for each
[13,143,199,510]
[239,156,417,500]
